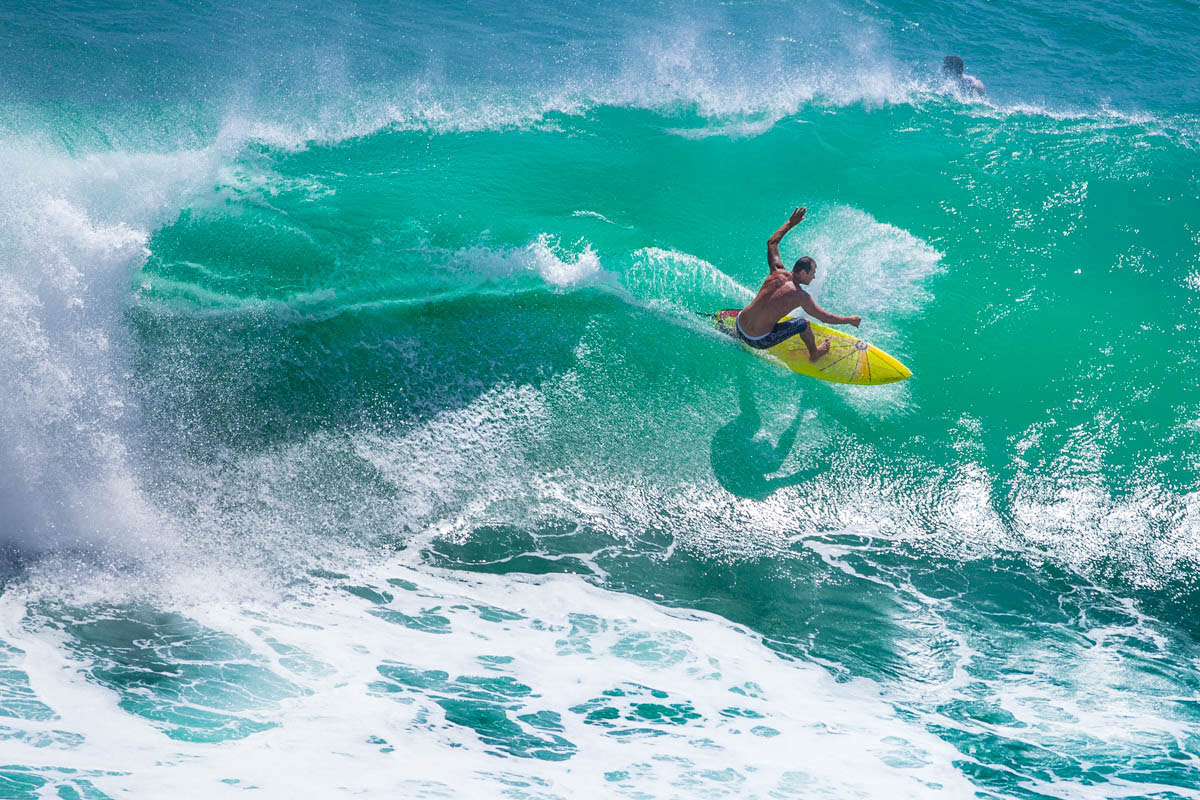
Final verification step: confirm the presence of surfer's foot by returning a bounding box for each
[808,339,831,362]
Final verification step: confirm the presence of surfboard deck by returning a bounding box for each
[712,309,912,385]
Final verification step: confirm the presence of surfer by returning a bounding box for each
[942,55,986,96]
[735,207,862,362]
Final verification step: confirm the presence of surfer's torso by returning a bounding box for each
[738,269,809,337]
[961,74,985,96]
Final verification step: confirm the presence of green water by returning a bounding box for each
[3,0,1200,796]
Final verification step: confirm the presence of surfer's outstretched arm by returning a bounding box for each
[766,206,806,272]
[797,291,861,327]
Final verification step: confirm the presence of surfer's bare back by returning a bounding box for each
[734,207,862,362]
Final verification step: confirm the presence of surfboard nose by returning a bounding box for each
[865,348,913,383]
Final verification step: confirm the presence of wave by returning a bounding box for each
[2,74,1191,169]
[135,233,615,319]
[215,83,1200,153]
[0,59,1194,608]
[0,142,226,552]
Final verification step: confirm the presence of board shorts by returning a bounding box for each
[736,313,809,350]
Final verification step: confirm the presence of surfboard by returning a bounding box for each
[712,309,912,385]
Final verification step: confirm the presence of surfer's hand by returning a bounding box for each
[846,315,862,327]
[788,207,806,225]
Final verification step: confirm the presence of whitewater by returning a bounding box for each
[2,0,1200,797]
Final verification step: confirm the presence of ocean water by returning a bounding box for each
[2,0,1200,797]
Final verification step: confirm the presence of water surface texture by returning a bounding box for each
[2,0,1200,797]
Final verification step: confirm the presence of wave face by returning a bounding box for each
[3,0,1200,797]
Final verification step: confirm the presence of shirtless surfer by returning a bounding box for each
[735,207,862,362]
[942,55,986,97]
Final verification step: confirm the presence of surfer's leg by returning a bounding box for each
[794,320,830,362]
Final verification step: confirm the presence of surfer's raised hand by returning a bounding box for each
[768,208,806,268]
[846,315,862,328]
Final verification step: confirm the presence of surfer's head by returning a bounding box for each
[793,256,816,285]
[942,55,965,78]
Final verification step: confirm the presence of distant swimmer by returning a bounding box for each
[735,207,862,362]
[942,55,986,97]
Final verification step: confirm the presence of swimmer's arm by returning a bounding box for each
[767,206,806,272]
[797,291,861,327]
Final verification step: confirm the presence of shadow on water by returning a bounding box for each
[709,372,822,500]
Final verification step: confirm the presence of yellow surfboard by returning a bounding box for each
[713,309,912,385]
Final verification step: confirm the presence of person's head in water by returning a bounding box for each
[793,256,816,286]
[942,55,965,78]
[942,55,985,96]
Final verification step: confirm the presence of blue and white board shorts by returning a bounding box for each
[735,314,809,350]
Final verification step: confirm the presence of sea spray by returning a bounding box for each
[1,0,1200,797]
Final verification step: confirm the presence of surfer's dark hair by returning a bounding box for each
[793,256,816,273]
[943,56,964,77]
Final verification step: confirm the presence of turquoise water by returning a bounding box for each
[2,1,1200,797]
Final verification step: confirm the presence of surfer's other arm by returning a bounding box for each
[797,291,861,327]
[767,206,806,272]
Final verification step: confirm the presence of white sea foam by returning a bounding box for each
[0,142,225,550]
[197,60,1187,154]
[571,209,631,228]
[524,234,610,288]
[0,558,982,799]
[799,206,942,326]
[419,234,612,292]
[4,527,1198,799]
[216,86,591,151]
